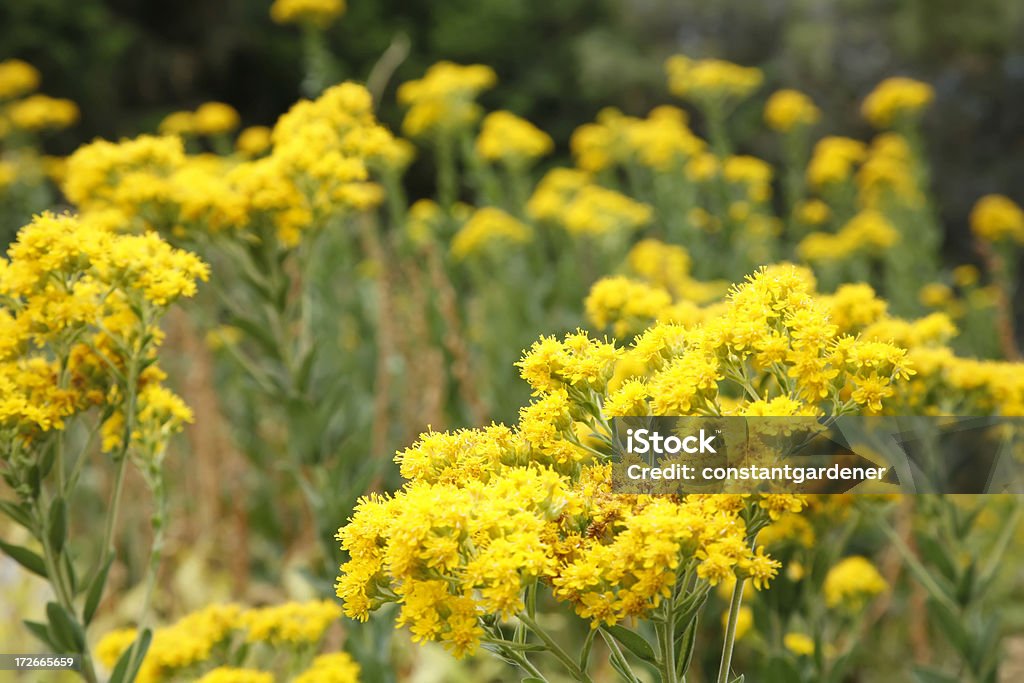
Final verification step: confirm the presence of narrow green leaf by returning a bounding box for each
[27,464,41,498]
[46,601,85,652]
[580,627,597,670]
[602,625,657,663]
[48,497,67,555]
[677,613,699,677]
[109,628,152,683]
[39,442,58,478]
[0,499,35,530]
[0,538,48,578]
[23,619,57,650]
[83,554,114,625]
[730,676,745,683]
[522,678,545,682]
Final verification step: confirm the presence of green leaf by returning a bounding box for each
[580,627,597,670]
[83,554,114,625]
[602,625,657,663]
[39,442,57,478]
[27,464,41,498]
[676,613,699,677]
[23,619,57,650]
[522,679,545,682]
[911,666,959,683]
[0,538,48,578]
[928,597,971,656]
[45,601,85,653]
[0,499,35,530]
[915,533,958,583]
[109,628,152,683]
[731,676,745,683]
[48,497,67,555]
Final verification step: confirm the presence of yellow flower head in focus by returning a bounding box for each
[764,89,820,132]
[862,76,934,128]
[970,194,1024,244]
[193,101,241,136]
[270,0,346,28]
[0,59,40,99]
[475,110,553,165]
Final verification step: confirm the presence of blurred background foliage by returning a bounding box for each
[3,0,1023,258]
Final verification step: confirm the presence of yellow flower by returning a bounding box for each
[158,110,196,136]
[784,632,815,656]
[397,62,496,137]
[0,59,40,99]
[7,94,79,131]
[234,125,273,157]
[242,599,342,645]
[806,136,866,187]
[196,668,274,683]
[665,55,763,104]
[294,653,361,683]
[823,555,888,610]
[862,76,934,128]
[475,110,553,164]
[764,89,820,132]
[450,206,532,260]
[193,101,240,135]
[970,194,1024,244]
[270,0,346,28]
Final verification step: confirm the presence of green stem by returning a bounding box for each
[518,613,594,683]
[716,572,747,683]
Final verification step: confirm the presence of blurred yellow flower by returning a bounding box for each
[476,110,553,164]
[970,194,1024,244]
[862,76,934,128]
[823,555,888,610]
[0,59,40,99]
[764,89,820,132]
[270,0,346,28]
[194,101,241,135]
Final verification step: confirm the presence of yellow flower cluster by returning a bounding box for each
[861,76,934,128]
[64,82,400,247]
[798,209,899,262]
[1,212,206,449]
[665,55,764,104]
[336,267,942,657]
[856,133,920,207]
[823,555,888,610]
[159,102,241,136]
[527,168,651,238]
[270,0,346,28]
[450,206,532,260]
[293,653,361,683]
[0,59,40,100]
[806,136,867,188]
[196,668,273,683]
[243,599,342,645]
[5,94,79,132]
[764,89,821,132]
[570,106,704,173]
[970,194,1024,244]
[723,155,774,203]
[475,110,553,164]
[96,600,348,683]
[397,62,496,138]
